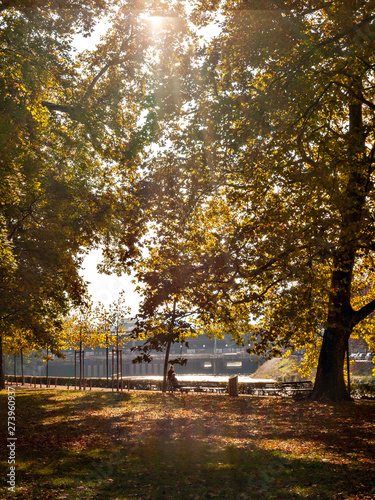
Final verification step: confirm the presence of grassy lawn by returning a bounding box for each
[1,389,374,499]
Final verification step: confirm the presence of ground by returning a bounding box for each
[0,389,374,499]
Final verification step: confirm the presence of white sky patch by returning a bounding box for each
[81,249,139,314]
[198,17,223,43]
[72,21,110,53]
[148,15,166,30]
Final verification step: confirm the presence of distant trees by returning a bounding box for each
[3,327,42,383]
[131,299,191,393]
[96,292,131,389]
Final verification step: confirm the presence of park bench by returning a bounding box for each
[245,381,313,397]
[168,384,195,393]
[209,386,227,393]
[280,381,313,397]
[196,385,227,394]
[246,382,282,396]
[179,386,196,393]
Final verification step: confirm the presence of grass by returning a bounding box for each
[250,357,306,381]
[0,388,374,499]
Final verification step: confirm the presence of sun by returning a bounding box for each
[148,15,165,30]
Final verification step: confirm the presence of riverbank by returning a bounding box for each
[251,357,375,385]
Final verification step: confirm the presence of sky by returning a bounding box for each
[80,249,140,314]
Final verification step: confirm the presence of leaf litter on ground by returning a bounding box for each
[0,389,374,499]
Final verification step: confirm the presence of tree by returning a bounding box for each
[61,296,130,389]
[131,286,196,393]
[94,302,114,386]
[110,149,253,390]
[125,170,205,392]
[102,1,375,401]
[60,303,99,389]
[0,0,110,388]
[180,0,375,401]
[98,3,267,389]
[0,0,168,388]
[3,327,37,383]
[95,292,131,389]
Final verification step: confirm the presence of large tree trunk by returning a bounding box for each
[311,96,366,401]
[311,327,351,401]
[311,244,355,401]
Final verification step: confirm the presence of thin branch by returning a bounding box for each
[292,82,334,128]
[8,197,40,241]
[0,311,19,322]
[229,273,288,305]
[297,132,322,170]
[299,14,375,65]
[269,14,375,92]
[82,63,111,102]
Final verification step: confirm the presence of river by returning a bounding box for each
[127,374,276,383]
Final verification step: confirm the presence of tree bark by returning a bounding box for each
[21,348,24,385]
[106,336,109,388]
[162,339,172,393]
[311,327,351,401]
[162,297,178,393]
[79,340,82,391]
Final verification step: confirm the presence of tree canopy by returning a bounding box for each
[101,0,375,401]
[0,0,163,387]
[0,0,102,387]
[195,0,375,401]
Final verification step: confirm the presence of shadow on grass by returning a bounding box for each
[3,434,372,500]
[83,438,373,500]
[0,390,374,499]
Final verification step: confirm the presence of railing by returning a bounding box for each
[4,375,312,395]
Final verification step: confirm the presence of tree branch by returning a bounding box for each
[291,82,334,128]
[297,132,322,170]
[353,297,375,326]
[41,101,87,124]
[8,197,40,241]
[41,101,74,113]
[0,311,19,322]
[300,14,375,63]
[332,81,375,110]
[82,63,111,102]
[270,14,375,92]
